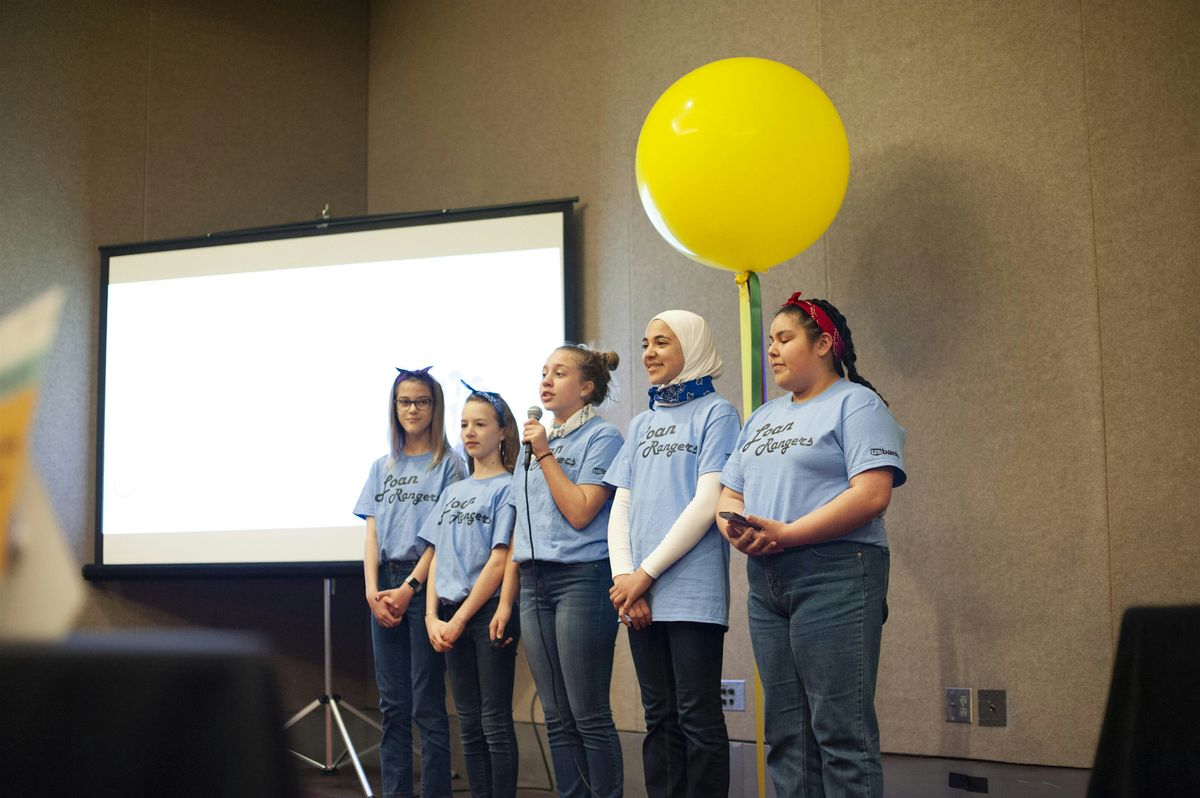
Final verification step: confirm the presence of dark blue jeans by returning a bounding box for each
[747,541,890,798]
[627,621,729,798]
[519,560,623,798]
[372,560,452,798]
[440,596,520,798]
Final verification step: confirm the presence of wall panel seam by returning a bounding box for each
[1078,0,1116,655]
[362,1,372,214]
[818,0,832,300]
[141,3,153,242]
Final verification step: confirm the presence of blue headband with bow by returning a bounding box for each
[460,379,507,423]
[395,365,434,383]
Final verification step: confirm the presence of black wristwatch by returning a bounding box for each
[403,575,423,594]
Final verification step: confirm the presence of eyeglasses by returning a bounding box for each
[395,397,433,410]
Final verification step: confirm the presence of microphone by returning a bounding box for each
[523,406,544,470]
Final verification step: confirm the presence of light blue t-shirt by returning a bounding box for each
[354,452,465,561]
[721,379,907,548]
[417,473,515,604]
[605,391,741,626]
[510,415,623,564]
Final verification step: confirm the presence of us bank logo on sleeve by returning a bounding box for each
[870,448,898,457]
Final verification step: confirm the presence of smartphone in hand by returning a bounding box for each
[719,510,761,530]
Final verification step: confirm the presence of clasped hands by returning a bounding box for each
[368,587,411,628]
[426,608,515,653]
[610,571,653,630]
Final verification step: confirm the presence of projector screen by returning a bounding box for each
[91,200,576,576]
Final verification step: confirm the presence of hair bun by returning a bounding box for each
[602,351,620,371]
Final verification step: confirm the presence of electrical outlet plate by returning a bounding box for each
[946,687,971,723]
[978,689,1006,727]
[720,679,746,711]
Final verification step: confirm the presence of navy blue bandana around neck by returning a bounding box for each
[460,379,507,422]
[647,375,715,410]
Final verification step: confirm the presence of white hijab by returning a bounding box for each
[651,309,723,385]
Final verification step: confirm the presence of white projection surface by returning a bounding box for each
[101,212,567,566]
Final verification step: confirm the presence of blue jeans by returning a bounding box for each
[372,560,452,798]
[441,596,520,798]
[519,560,623,798]
[747,541,890,798]
[627,621,729,798]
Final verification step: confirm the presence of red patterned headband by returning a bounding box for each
[784,292,844,361]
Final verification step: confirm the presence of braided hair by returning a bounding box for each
[776,299,888,406]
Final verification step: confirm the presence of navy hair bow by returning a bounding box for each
[396,365,433,382]
[460,379,507,423]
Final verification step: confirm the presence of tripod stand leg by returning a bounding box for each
[288,749,326,770]
[284,698,323,730]
[284,579,382,794]
[329,698,374,797]
[340,699,385,733]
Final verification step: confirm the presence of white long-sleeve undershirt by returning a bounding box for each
[607,471,724,579]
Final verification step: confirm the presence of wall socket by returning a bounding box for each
[978,689,1007,727]
[720,679,746,711]
[946,687,972,723]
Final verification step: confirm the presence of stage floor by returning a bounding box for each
[296,744,1091,798]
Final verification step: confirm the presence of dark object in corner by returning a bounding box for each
[948,771,989,792]
[0,630,297,798]
[1088,605,1200,797]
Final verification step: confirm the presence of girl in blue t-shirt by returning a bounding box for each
[606,310,741,798]
[510,344,624,798]
[419,384,521,798]
[717,293,907,798]
[354,366,463,798]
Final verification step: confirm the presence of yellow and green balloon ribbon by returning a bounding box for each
[735,270,768,798]
[736,271,766,411]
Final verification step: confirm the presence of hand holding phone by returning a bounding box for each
[719,510,761,531]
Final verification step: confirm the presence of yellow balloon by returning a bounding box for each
[636,58,850,273]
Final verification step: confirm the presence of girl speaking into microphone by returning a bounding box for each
[717,293,907,797]
[606,310,741,797]
[510,344,625,798]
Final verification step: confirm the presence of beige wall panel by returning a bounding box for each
[1085,2,1200,619]
[368,2,488,209]
[143,0,367,239]
[819,1,1111,766]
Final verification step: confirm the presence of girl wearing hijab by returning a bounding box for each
[606,310,741,798]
